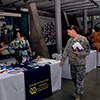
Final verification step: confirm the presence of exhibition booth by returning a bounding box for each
[0,0,100,100]
[0,58,62,100]
[0,49,99,100]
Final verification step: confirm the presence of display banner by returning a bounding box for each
[40,16,56,46]
[24,65,52,100]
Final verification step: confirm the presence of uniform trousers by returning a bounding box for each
[70,64,86,95]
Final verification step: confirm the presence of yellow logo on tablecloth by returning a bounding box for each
[30,87,37,95]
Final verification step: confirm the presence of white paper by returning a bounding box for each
[72,42,84,50]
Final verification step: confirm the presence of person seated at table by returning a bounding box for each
[0,28,33,64]
[88,26,100,52]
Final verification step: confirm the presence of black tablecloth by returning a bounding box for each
[24,64,52,100]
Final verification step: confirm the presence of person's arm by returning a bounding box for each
[24,37,33,56]
[29,47,32,56]
[60,40,70,66]
[88,33,94,42]
[0,45,8,51]
[59,60,64,66]
[77,37,90,57]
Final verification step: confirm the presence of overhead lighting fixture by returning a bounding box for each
[23,0,28,3]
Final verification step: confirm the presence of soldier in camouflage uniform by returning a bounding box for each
[60,26,90,100]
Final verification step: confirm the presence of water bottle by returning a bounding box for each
[60,50,62,56]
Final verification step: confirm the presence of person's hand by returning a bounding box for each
[72,48,78,55]
[59,60,63,66]
[0,47,4,51]
[91,40,94,43]
[33,52,36,56]
[30,53,32,57]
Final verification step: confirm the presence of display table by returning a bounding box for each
[0,57,17,66]
[97,52,100,66]
[36,59,62,92]
[62,50,97,79]
[0,71,25,100]
[0,58,62,100]
[85,50,97,73]
[24,64,52,100]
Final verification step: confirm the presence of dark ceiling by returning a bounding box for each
[0,0,48,9]
[0,0,100,16]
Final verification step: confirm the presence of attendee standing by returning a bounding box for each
[0,28,32,64]
[60,25,90,100]
[88,26,100,52]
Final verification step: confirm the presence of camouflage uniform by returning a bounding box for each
[61,35,90,95]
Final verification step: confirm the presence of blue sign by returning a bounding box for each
[24,64,52,100]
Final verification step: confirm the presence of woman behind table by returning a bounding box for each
[60,25,90,100]
[0,29,32,64]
